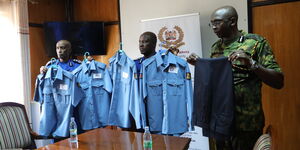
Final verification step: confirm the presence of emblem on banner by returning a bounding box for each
[158,26,185,49]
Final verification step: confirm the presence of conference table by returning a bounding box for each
[37,128,191,150]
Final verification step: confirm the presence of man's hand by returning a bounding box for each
[40,66,48,74]
[228,50,252,68]
[87,56,94,61]
[186,53,200,66]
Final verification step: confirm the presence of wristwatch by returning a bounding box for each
[250,59,259,71]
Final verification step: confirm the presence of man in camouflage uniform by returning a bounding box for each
[187,6,284,150]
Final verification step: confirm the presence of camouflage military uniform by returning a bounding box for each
[209,31,282,150]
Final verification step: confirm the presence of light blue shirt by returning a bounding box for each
[108,51,141,129]
[72,60,112,130]
[33,66,84,137]
[140,52,193,134]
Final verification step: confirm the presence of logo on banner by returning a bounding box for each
[158,26,185,49]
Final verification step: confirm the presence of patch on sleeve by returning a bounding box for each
[186,72,191,80]
[134,73,138,79]
[139,73,143,79]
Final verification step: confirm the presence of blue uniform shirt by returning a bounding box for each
[140,52,193,134]
[108,51,141,129]
[46,59,81,72]
[33,66,84,137]
[72,60,112,130]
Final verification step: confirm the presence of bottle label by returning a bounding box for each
[143,141,152,148]
[70,129,77,135]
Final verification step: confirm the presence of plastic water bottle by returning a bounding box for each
[143,126,152,150]
[69,117,78,143]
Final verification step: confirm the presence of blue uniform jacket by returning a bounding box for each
[140,52,193,134]
[72,60,113,130]
[33,66,84,137]
[108,51,141,129]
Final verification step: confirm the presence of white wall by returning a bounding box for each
[120,0,248,59]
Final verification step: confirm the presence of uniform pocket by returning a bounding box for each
[167,79,184,96]
[42,87,53,103]
[92,80,104,95]
[56,89,71,104]
[80,82,89,90]
[147,80,162,96]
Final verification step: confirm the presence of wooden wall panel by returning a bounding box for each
[29,27,50,98]
[253,2,300,150]
[28,0,65,23]
[73,0,119,21]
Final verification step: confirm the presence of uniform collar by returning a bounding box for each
[165,52,177,67]
[45,66,73,80]
[109,51,127,66]
[142,52,159,67]
[45,66,63,80]
[144,52,177,68]
[82,60,96,73]
[57,59,71,65]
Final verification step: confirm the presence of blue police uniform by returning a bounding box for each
[46,59,81,72]
[33,66,84,137]
[108,51,141,129]
[140,52,193,134]
[72,60,112,130]
[46,58,82,134]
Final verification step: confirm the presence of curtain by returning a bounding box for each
[0,0,31,119]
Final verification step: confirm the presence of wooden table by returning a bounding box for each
[37,128,191,150]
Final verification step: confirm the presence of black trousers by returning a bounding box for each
[193,57,234,140]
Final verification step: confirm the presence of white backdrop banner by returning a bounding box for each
[140,13,203,79]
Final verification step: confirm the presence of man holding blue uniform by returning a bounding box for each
[38,40,83,141]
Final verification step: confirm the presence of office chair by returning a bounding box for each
[0,102,42,149]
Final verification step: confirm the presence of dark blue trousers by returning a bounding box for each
[193,57,234,140]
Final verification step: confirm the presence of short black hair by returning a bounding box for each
[141,31,157,45]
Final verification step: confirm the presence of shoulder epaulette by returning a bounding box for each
[72,59,82,64]
[95,61,106,69]
[176,56,188,67]
[71,65,83,74]
[243,33,265,42]
[45,59,57,67]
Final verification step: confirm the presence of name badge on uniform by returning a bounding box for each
[168,66,178,74]
[186,72,191,80]
[122,72,129,79]
[93,73,102,79]
[59,84,68,90]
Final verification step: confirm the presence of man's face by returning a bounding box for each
[210,12,231,38]
[56,40,71,60]
[139,34,155,56]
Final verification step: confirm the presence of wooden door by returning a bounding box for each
[252,1,300,150]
